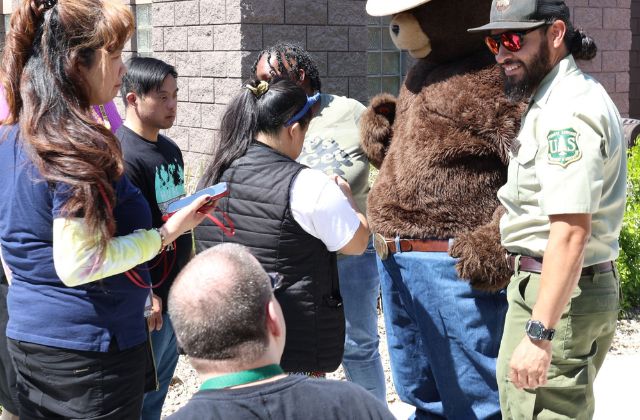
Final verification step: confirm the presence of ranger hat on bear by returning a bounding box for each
[468,0,569,32]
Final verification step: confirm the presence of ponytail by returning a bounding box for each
[198,86,258,188]
[1,0,53,124]
[569,28,597,61]
[558,18,597,61]
[198,78,312,188]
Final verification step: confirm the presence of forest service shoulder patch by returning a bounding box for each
[547,128,582,167]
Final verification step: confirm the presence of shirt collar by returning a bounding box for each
[531,54,579,107]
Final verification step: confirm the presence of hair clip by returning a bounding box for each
[246,81,269,98]
[284,92,320,127]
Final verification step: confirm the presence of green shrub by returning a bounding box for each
[617,142,640,315]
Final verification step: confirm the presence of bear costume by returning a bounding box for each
[362,1,524,418]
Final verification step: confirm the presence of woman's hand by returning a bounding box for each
[330,175,370,255]
[147,293,163,331]
[160,195,217,244]
[332,175,354,200]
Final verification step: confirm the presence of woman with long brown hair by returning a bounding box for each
[0,1,212,418]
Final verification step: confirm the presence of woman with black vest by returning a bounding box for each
[194,79,369,375]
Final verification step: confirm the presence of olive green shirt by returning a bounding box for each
[498,55,626,266]
[298,94,369,215]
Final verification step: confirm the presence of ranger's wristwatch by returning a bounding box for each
[525,319,555,341]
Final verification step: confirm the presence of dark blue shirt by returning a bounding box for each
[0,125,151,352]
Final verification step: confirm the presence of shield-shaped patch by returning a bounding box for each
[547,128,582,167]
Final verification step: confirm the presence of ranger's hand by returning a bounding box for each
[509,336,552,389]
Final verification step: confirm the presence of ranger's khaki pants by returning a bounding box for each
[497,263,619,420]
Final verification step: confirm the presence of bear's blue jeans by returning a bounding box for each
[378,250,507,420]
[141,313,179,420]
[337,241,386,403]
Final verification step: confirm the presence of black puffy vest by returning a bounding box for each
[194,142,345,372]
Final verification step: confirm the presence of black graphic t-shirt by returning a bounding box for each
[117,124,192,310]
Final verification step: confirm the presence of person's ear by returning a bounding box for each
[298,68,306,84]
[287,122,304,140]
[549,20,566,49]
[266,299,283,338]
[125,92,138,108]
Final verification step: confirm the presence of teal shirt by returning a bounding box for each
[498,55,627,266]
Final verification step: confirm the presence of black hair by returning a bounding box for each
[120,56,178,107]
[533,2,597,61]
[251,42,321,92]
[198,78,313,188]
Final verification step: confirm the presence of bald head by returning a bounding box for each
[168,244,273,363]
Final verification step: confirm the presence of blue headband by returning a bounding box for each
[284,92,320,127]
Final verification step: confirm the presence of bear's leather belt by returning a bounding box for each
[373,234,449,260]
[507,255,614,275]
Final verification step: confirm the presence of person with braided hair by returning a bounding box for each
[253,42,386,403]
[0,1,213,418]
[469,1,625,418]
[194,78,370,375]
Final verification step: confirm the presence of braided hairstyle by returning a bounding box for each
[251,42,322,92]
[1,0,134,253]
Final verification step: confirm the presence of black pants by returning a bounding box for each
[8,339,146,420]
[0,281,19,415]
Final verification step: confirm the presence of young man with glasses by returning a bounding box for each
[469,1,625,418]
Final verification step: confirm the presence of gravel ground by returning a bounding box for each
[161,312,640,418]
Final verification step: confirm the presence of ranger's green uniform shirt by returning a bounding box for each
[497,55,627,267]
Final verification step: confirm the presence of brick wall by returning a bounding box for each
[567,0,632,116]
[151,0,367,173]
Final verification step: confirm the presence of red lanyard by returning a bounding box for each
[96,185,235,289]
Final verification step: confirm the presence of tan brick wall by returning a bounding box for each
[150,0,367,170]
[568,0,632,116]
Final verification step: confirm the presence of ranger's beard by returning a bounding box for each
[502,38,552,102]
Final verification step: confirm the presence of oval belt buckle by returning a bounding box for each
[373,232,389,261]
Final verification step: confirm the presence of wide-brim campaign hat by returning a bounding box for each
[366,0,433,17]
[468,0,569,32]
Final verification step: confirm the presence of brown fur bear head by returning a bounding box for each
[368,0,493,64]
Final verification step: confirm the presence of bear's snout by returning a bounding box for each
[389,12,431,59]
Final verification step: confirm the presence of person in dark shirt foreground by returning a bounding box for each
[167,243,394,420]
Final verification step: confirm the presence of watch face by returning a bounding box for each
[527,320,544,339]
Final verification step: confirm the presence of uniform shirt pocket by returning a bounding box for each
[507,138,538,202]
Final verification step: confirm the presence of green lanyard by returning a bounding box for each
[199,364,284,391]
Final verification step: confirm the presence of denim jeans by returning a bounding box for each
[337,241,386,403]
[141,313,179,420]
[378,250,507,420]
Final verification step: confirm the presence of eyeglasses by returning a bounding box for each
[484,27,539,55]
[267,272,284,292]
